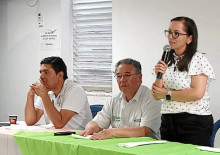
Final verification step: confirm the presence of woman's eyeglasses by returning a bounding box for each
[164,30,188,39]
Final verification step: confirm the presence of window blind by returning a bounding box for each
[73,0,112,95]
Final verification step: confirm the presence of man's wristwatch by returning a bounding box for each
[166,90,172,101]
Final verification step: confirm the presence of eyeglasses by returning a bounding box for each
[114,73,137,80]
[164,30,188,39]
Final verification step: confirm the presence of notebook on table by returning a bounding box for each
[0,122,10,127]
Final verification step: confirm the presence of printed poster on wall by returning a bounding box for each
[40,28,60,50]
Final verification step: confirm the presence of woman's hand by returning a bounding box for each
[154,60,168,76]
[152,83,168,100]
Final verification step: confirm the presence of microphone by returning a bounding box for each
[156,45,171,79]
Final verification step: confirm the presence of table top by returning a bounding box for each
[0,121,72,138]
[13,131,219,155]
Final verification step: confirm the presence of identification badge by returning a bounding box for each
[115,116,121,121]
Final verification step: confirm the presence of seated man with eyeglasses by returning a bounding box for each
[79,58,162,140]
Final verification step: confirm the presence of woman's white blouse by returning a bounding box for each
[162,52,215,115]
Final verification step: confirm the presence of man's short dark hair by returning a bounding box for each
[40,56,68,80]
[115,58,142,74]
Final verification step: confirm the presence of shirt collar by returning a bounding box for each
[48,79,68,98]
[173,52,184,61]
[59,79,68,96]
[132,85,143,102]
[120,85,143,103]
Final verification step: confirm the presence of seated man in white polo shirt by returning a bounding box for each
[25,56,92,130]
[79,58,162,140]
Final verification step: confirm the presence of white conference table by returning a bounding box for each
[0,126,22,155]
[0,121,68,155]
[0,130,21,155]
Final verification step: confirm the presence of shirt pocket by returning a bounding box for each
[112,115,121,128]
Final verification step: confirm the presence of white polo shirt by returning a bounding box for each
[93,85,162,139]
[35,80,93,130]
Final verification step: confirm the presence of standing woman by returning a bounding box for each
[152,16,215,146]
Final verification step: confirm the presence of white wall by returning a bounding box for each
[0,0,219,147]
[113,0,220,147]
[0,0,73,123]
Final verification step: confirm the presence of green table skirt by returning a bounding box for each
[13,131,218,155]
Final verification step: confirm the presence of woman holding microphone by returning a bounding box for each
[152,16,215,146]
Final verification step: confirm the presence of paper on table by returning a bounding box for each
[118,140,167,148]
[39,123,54,129]
[197,146,220,153]
[0,125,43,130]
[0,121,54,130]
[72,134,92,139]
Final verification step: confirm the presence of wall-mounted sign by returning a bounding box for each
[40,28,60,50]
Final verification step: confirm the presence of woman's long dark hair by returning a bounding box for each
[167,16,198,72]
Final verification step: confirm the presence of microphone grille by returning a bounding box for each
[163,45,170,52]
